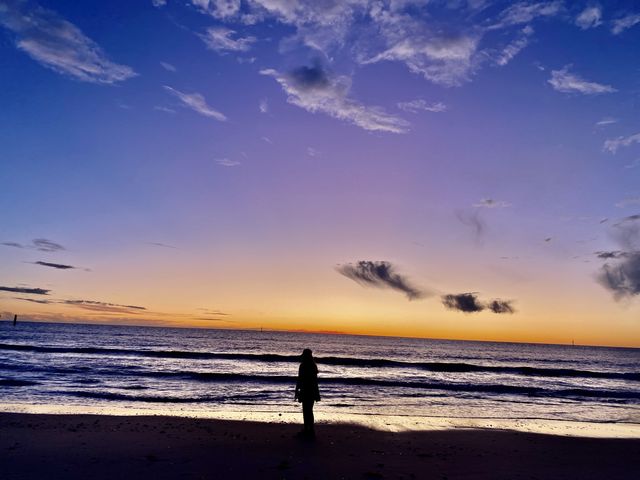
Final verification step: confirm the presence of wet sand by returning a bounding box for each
[1,412,638,479]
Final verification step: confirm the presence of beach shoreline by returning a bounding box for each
[1,411,639,479]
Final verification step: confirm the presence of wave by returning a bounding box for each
[58,372,640,403]
[0,378,39,387]
[2,342,638,382]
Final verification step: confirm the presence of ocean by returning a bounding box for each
[1,321,638,425]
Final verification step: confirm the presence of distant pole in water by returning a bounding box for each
[13,314,17,326]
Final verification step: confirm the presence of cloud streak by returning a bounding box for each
[32,261,76,270]
[200,27,256,53]
[163,86,227,121]
[548,65,616,94]
[0,0,136,84]
[0,285,50,295]
[442,293,516,314]
[596,216,640,299]
[337,261,426,300]
[260,63,409,133]
[603,132,640,154]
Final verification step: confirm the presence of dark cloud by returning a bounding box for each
[442,293,484,312]
[32,238,65,252]
[487,299,515,314]
[14,297,53,304]
[197,308,230,316]
[0,286,50,295]
[147,242,177,249]
[63,300,146,314]
[594,251,627,260]
[337,261,426,300]
[1,242,24,248]
[455,210,485,243]
[289,61,330,91]
[544,237,552,242]
[596,215,640,299]
[32,261,76,270]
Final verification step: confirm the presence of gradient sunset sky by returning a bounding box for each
[1,0,639,346]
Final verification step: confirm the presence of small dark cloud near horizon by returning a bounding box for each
[1,238,65,252]
[596,215,640,299]
[14,297,53,304]
[62,300,146,314]
[197,308,230,316]
[487,299,515,314]
[544,237,552,242]
[337,261,427,300]
[32,261,76,270]
[0,286,50,295]
[442,293,484,312]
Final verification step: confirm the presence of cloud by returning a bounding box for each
[456,209,486,243]
[1,241,24,248]
[575,5,602,29]
[491,1,563,29]
[306,147,320,157]
[32,261,76,270]
[625,159,640,170]
[596,215,640,299]
[611,13,640,35]
[260,63,409,133]
[442,293,484,312]
[163,86,227,121]
[595,251,627,260]
[603,132,640,154]
[0,0,136,84]
[14,297,53,304]
[397,99,447,113]
[473,198,511,208]
[548,65,616,94]
[62,300,146,314]
[160,61,176,72]
[199,26,256,53]
[259,98,268,113]
[147,242,177,249]
[336,260,427,300]
[32,238,65,252]
[596,117,618,126]
[494,26,534,66]
[154,105,176,114]
[0,286,50,295]
[152,0,167,7]
[215,158,240,167]
[487,299,516,314]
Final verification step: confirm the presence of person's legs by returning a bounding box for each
[302,400,314,433]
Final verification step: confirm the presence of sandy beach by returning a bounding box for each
[1,413,638,479]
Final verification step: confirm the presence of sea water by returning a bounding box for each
[1,322,638,425]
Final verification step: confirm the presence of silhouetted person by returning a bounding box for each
[294,348,320,437]
[13,314,17,327]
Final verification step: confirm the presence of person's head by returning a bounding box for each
[301,348,313,362]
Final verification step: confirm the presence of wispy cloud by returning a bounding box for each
[487,299,516,314]
[259,98,268,113]
[260,63,409,133]
[199,27,256,53]
[548,65,616,94]
[456,209,486,243]
[0,1,136,84]
[152,0,167,7]
[1,238,65,252]
[575,5,602,29]
[337,260,427,300]
[397,99,447,114]
[603,132,640,154]
[494,26,534,66]
[625,159,640,170]
[596,117,618,126]
[215,158,240,167]
[473,198,511,208]
[0,285,50,295]
[147,242,177,249]
[63,299,146,314]
[611,13,640,35]
[160,61,176,72]
[490,1,563,29]
[31,261,76,270]
[163,86,227,121]
[14,297,52,304]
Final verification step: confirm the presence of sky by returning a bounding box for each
[0,0,639,347]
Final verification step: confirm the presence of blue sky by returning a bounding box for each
[0,0,639,345]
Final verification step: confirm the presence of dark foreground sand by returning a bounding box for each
[1,413,638,479]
